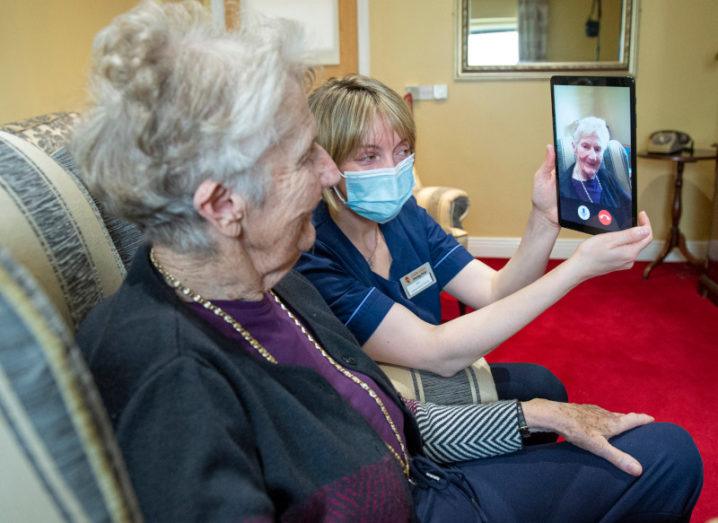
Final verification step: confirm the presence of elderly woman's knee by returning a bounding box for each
[618,422,702,485]
[515,363,568,402]
[531,365,567,403]
[490,362,568,402]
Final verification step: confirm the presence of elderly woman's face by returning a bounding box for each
[573,133,604,179]
[242,91,340,277]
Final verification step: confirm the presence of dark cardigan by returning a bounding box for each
[77,244,422,522]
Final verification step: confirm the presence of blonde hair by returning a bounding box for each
[308,75,416,209]
[72,0,309,253]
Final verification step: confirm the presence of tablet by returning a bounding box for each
[550,76,637,235]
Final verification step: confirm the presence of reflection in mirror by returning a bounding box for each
[458,0,637,79]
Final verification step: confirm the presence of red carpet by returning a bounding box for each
[441,259,718,522]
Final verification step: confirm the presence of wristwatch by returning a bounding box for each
[515,401,532,441]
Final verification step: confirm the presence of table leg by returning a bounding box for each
[677,231,703,266]
[643,236,675,278]
[644,161,699,278]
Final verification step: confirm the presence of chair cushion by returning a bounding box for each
[414,186,470,231]
[52,146,143,270]
[0,247,141,522]
[0,112,80,157]
[379,358,498,405]
[556,135,575,175]
[603,140,632,195]
[0,131,127,330]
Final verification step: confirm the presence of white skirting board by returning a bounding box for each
[466,237,708,262]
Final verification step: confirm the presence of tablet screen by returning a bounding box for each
[551,76,637,234]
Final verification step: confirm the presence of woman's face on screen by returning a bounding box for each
[574,133,604,179]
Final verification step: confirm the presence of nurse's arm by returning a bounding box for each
[363,215,652,377]
[364,260,580,377]
[446,147,560,309]
[444,206,559,309]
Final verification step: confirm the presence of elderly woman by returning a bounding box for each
[73,2,701,522]
[559,116,632,210]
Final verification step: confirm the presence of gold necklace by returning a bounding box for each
[150,249,278,364]
[268,291,409,477]
[149,248,410,477]
[577,171,603,204]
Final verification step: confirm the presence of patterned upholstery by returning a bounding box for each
[0,112,81,157]
[412,168,470,248]
[52,146,144,270]
[0,246,141,522]
[380,359,498,405]
[0,116,142,330]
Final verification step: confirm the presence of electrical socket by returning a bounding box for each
[405,84,448,101]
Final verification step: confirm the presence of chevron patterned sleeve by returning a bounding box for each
[407,399,523,463]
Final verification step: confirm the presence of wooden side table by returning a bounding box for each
[698,144,718,304]
[638,149,718,278]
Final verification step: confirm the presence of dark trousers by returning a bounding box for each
[412,422,703,523]
[489,362,568,403]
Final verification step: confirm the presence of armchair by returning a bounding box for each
[0,112,142,521]
[0,111,495,519]
[413,169,471,248]
[402,93,471,248]
[0,246,141,522]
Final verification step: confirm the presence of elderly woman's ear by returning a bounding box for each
[193,180,246,238]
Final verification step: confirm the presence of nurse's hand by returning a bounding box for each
[531,145,559,229]
[570,211,653,281]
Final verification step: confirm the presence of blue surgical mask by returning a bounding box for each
[334,154,415,223]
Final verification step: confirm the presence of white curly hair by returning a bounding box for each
[572,116,610,151]
[72,0,309,253]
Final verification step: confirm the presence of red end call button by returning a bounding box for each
[598,210,613,226]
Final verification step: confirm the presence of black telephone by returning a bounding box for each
[647,130,694,155]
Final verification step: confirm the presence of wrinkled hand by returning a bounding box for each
[523,399,654,476]
[572,211,653,281]
[531,145,559,227]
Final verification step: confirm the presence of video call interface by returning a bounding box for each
[552,82,635,233]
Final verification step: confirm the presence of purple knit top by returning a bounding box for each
[187,292,407,461]
[572,175,602,203]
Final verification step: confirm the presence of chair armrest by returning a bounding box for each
[414,186,470,230]
[604,139,631,195]
[379,357,498,405]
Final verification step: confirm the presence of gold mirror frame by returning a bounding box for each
[456,0,638,80]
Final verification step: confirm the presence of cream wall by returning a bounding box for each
[370,0,718,241]
[546,0,621,62]
[0,0,140,123]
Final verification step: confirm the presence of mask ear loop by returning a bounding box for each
[332,185,348,204]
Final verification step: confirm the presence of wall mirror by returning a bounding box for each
[456,0,637,80]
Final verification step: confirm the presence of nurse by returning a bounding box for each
[296,75,652,404]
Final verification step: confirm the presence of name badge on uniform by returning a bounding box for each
[400,262,436,299]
